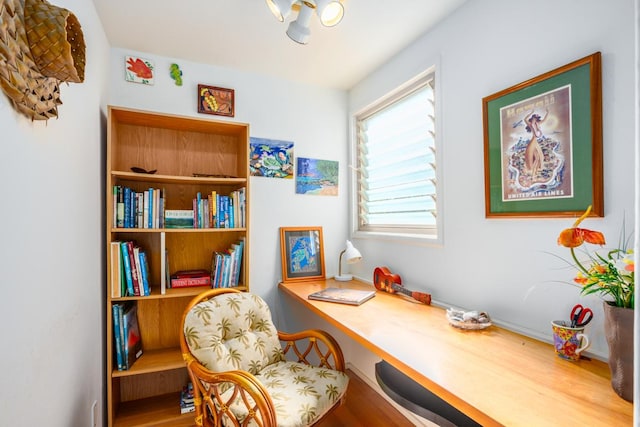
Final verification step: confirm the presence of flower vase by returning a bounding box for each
[603,301,634,402]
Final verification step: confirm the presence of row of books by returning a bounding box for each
[113,186,246,230]
[112,302,143,371]
[113,186,165,229]
[210,238,245,289]
[165,188,246,229]
[110,241,151,297]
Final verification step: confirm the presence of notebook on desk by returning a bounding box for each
[308,287,376,305]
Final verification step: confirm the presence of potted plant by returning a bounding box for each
[557,205,635,401]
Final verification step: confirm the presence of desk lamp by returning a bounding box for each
[335,240,362,281]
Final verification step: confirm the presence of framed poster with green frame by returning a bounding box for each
[482,52,603,218]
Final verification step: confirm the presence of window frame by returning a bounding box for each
[349,66,443,246]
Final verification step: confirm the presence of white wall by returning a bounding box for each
[107,48,349,312]
[0,1,110,426]
[347,0,636,362]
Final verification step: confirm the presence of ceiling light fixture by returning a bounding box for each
[265,0,344,44]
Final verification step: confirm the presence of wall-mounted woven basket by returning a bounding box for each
[0,0,86,121]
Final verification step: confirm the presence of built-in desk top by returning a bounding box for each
[279,279,633,426]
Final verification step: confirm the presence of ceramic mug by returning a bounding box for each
[551,320,590,361]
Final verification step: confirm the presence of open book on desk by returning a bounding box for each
[308,287,376,306]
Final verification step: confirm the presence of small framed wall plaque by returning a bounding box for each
[198,84,235,117]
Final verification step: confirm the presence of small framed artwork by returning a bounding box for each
[249,137,294,178]
[296,157,339,196]
[482,52,602,218]
[125,56,154,85]
[198,84,234,117]
[280,226,325,282]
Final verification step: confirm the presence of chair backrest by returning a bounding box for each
[183,290,284,374]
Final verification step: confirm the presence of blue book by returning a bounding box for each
[221,253,231,288]
[148,188,154,228]
[139,251,151,296]
[228,197,234,228]
[123,186,131,228]
[196,192,202,229]
[212,252,225,288]
[120,241,134,296]
[231,239,244,286]
[112,304,124,370]
[215,194,221,228]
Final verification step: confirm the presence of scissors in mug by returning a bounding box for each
[570,304,593,328]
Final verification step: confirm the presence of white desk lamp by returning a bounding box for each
[335,240,362,281]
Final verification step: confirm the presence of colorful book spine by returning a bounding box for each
[110,241,122,298]
[127,242,141,296]
[120,241,134,296]
[123,186,132,228]
[116,186,124,228]
[148,188,154,229]
[143,191,149,229]
[139,251,151,296]
[112,304,124,370]
[136,192,144,228]
[112,186,118,228]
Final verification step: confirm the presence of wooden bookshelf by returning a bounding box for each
[106,106,250,426]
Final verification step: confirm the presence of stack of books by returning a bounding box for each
[169,269,211,288]
[180,383,195,414]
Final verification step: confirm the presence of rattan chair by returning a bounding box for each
[180,288,349,427]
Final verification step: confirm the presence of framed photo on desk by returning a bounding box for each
[280,226,325,282]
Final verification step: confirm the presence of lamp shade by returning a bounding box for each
[335,240,362,281]
[266,0,296,22]
[286,2,314,44]
[315,0,344,27]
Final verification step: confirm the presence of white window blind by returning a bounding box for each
[356,74,437,235]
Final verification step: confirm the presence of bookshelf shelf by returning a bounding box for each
[112,348,185,377]
[106,106,250,426]
[112,170,247,185]
[114,392,194,427]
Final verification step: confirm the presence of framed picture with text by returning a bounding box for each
[482,52,602,218]
[280,226,325,282]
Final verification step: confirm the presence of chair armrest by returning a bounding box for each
[186,360,278,427]
[279,329,346,372]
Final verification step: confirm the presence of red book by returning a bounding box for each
[126,241,141,296]
[172,269,210,279]
[170,276,211,288]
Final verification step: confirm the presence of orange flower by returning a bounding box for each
[557,205,635,309]
[557,205,605,248]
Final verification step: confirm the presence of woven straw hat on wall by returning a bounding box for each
[0,0,85,121]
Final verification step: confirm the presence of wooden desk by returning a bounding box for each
[279,279,633,426]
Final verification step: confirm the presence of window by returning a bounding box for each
[354,71,438,239]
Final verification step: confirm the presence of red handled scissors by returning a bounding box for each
[570,304,593,328]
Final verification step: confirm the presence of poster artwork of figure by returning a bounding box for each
[499,85,574,202]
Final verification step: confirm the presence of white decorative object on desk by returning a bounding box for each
[446,308,492,330]
[335,240,362,281]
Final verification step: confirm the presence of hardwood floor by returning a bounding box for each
[319,369,417,427]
